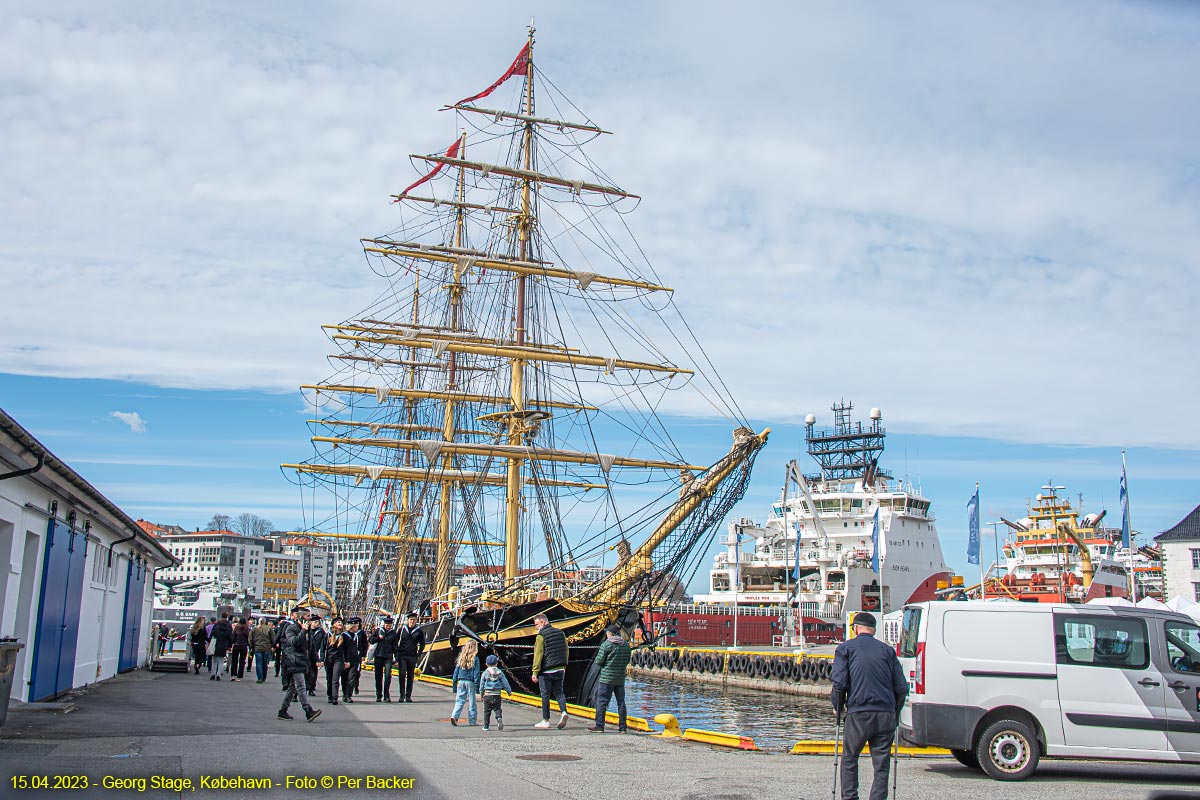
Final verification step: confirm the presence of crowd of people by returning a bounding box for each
[178,608,636,734]
[182,607,430,722]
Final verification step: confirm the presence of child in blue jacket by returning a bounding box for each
[477,654,512,731]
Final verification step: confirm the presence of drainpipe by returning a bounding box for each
[0,450,45,482]
[109,526,140,568]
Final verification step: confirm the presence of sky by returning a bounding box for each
[1,2,1198,591]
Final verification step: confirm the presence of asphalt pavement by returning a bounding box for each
[0,667,1196,800]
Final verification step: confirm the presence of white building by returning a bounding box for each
[1156,504,1200,602]
[0,408,175,702]
[155,532,268,599]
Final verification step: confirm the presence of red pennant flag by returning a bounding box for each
[395,138,462,199]
[453,43,531,107]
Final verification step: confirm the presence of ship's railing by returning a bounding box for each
[664,603,783,617]
[661,602,844,619]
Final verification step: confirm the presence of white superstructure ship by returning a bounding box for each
[692,403,951,631]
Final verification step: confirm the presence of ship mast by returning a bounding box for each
[393,253,422,612]
[504,25,536,585]
[433,131,469,599]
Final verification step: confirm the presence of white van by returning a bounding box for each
[897,600,1200,780]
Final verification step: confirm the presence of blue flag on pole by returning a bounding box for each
[869,508,881,572]
[791,522,802,581]
[1120,466,1131,549]
[966,488,981,565]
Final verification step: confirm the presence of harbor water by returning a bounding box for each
[624,673,838,751]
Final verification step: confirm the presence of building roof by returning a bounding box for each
[137,519,170,537]
[158,531,270,545]
[1155,503,1200,543]
[0,406,175,566]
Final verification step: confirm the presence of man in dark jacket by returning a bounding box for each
[347,617,368,697]
[305,614,327,695]
[275,609,304,688]
[208,614,234,681]
[830,612,908,800]
[395,612,426,702]
[278,617,321,723]
[337,619,359,703]
[588,625,632,733]
[369,617,399,702]
[531,613,569,729]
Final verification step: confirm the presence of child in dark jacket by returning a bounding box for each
[477,654,513,731]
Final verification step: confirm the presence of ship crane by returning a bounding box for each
[786,459,831,551]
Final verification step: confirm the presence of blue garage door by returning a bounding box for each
[29,519,87,702]
[118,559,147,672]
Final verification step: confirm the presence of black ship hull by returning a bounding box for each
[418,599,632,705]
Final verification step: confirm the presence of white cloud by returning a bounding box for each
[1,2,1198,448]
[109,411,147,433]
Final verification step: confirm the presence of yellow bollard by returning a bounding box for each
[653,713,682,738]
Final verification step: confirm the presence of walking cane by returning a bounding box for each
[891,725,900,799]
[831,710,843,800]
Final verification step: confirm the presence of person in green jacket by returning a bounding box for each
[250,618,275,684]
[588,624,631,732]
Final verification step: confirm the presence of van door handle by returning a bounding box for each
[1137,678,1160,688]
[1169,680,1188,692]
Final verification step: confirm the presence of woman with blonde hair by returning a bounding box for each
[449,640,480,726]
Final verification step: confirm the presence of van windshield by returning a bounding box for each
[899,607,921,658]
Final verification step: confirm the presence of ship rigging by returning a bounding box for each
[281,28,768,700]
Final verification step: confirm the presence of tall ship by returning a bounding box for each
[281,29,768,702]
[995,485,1164,602]
[662,403,951,646]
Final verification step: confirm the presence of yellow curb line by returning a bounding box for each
[651,713,758,751]
[790,740,951,757]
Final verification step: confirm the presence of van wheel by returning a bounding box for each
[950,749,980,770]
[975,719,1039,781]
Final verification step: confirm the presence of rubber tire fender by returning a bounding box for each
[799,659,813,680]
[790,661,804,681]
[975,718,1040,781]
[750,656,765,678]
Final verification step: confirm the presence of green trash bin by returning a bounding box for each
[0,641,25,729]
